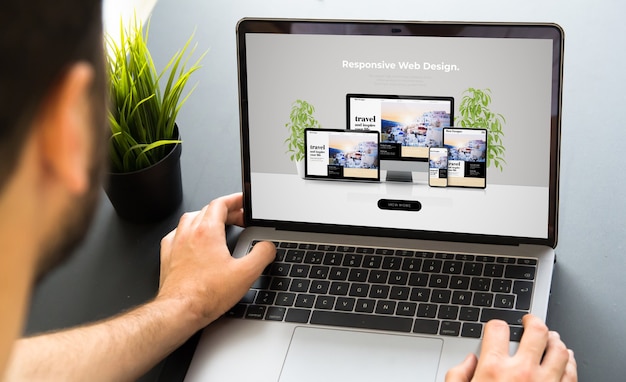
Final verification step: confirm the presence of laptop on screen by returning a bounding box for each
[183,18,563,382]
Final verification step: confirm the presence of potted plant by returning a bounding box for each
[105,18,205,222]
[284,99,321,177]
[455,88,507,171]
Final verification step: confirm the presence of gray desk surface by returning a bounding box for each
[26,0,626,381]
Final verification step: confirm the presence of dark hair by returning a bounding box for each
[0,0,106,193]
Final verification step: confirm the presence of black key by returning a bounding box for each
[335,297,356,312]
[430,289,452,304]
[329,267,349,280]
[275,249,286,262]
[413,319,439,334]
[295,294,315,308]
[463,262,483,276]
[510,325,524,341]
[270,277,290,291]
[382,256,402,270]
[279,242,298,249]
[472,292,494,307]
[513,280,533,310]
[275,292,296,307]
[505,265,536,280]
[440,321,461,336]
[251,275,271,290]
[395,249,415,257]
[456,254,474,261]
[289,264,310,278]
[369,285,390,299]
[461,323,483,338]
[311,311,412,333]
[484,264,504,277]
[309,280,330,294]
[310,266,330,279]
[354,247,372,254]
[368,270,389,284]
[450,276,470,290]
[396,302,417,316]
[470,277,491,291]
[402,258,422,272]
[422,259,442,273]
[289,279,310,293]
[255,291,276,305]
[476,255,495,263]
[459,306,480,321]
[443,261,463,274]
[342,254,363,267]
[318,244,336,251]
[517,258,537,265]
[451,291,472,305]
[269,263,291,276]
[338,245,357,253]
[429,275,450,288]
[303,251,324,264]
[480,308,526,325]
[375,300,397,315]
[415,251,435,258]
[494,294,515,309]
[436,252,455,260]
[348,268,368,282]
[497,256,517,264]
[408,273,428,287]
[329,282,350,296]
[438,305,459,320]
[390,286,410,300]
[389,272,409,285]
[265,307,286,321]
[491,279,512,293]
[349,283,370,297]
[363,255,383,268]
[323,252,343,266]
[245,305,266,319]
[459,307,480,321]
[417,303,438,318]
[355,299,376,313]
[285,249,305,263]
[410,287,431,302]
[376,248,395,255]
[315,296,336,310]
[285,308,311,323]
[299,243,317,250]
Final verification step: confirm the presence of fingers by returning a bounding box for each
[540,331,571,379]
[563,350,578,382]
[237,241,276,282]
[202,193,245,227]
[517,314,549,364]
[480,319,510,357]
[445,353,477,382]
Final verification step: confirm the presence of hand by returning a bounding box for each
[446,314,577,382]
[157,192,276,327]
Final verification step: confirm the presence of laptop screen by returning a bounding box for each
[237,19,563,246]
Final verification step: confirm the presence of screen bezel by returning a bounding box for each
[237,18,563,248]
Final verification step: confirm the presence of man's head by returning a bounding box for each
[0,0,107,279]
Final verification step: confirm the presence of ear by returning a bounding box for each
[37,62,95,195]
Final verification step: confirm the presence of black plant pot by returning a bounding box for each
[105,139,183,224]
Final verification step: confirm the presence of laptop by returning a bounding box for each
[183,18,563,382]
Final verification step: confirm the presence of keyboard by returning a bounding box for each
[226,240,537,341]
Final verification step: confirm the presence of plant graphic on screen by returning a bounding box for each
[284,99,321,162]
[456,88,506,171]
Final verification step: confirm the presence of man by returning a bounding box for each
[0,1,577,381]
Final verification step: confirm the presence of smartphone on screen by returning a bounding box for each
[428,147,448,187]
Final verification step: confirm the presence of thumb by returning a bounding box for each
[238,241,276,284]
[445,353,477,382]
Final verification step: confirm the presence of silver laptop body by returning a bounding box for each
[184,18,564,382]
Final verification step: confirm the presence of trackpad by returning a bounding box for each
[279,327,443,382]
